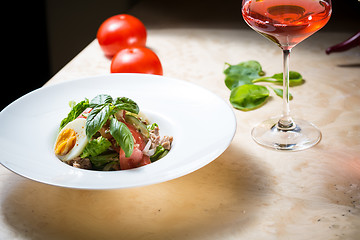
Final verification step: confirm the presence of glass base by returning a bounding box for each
[251,117,321,151]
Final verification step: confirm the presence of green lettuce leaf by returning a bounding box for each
[59,99,89,130]
[80,136,111,158]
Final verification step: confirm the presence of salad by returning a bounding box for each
[54,94,173,171]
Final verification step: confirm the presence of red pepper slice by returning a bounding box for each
[326,31,360,54]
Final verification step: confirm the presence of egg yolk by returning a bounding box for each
[55,129,77,156]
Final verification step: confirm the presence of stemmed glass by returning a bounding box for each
[242,0,332,150]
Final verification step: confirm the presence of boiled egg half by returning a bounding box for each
[54,118,88,161]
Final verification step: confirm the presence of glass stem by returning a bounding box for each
[278,49,295,130]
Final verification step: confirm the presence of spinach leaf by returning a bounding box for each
[270,87,293,100]
[85,104,111,140]
[109,117,134,158]
[224,61,265,90]
[224,60,305,111]
[229,84,269,111]
[252,71,304,86]
[59,99,89,130]
[113,97,139,114]
[81,136,112,158]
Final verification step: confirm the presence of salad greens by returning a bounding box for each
[86,94,138,157]
[80,136,111,158]
[88,153,119,170]
[57,94,173,171]
[224,60,304,111]
[60,99,89,130]
[252,71,304,86]
[150,145,169,162]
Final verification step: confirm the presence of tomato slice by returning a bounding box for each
[119,147,151,170]
[118,121,150,170]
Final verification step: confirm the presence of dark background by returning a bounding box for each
[3,0,359,111]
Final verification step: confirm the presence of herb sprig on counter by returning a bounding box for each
[224,60,304,111]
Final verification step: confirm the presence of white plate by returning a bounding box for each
[0,74,236,189]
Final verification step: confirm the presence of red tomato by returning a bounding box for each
[97,14,147,57]
[110,47,163,75]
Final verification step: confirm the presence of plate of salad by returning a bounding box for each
[0,74,236,189]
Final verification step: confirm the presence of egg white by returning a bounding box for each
[55,118,88,161]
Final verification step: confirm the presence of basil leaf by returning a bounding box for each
[229,84,269,111]
[271,87,293,100]
[224,61,265,90]
[89,94,113,107]
[85,104,111,140]
[109,117,134,158]
[60,99,89,130]
[113,97,139,114]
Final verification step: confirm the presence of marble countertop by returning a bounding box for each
[1,1,359,239]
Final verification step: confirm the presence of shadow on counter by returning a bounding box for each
[1,144,274,239]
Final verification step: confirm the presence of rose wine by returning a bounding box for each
[242,0,332,49]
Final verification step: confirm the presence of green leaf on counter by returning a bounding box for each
[252,71,304,86]
[229,84,269,111]
[270,87,293,100]
[223,60,305,111]
[224,60,265,90]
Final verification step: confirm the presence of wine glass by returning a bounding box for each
[242,0,332,151]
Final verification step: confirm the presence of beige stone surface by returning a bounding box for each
[1,6,360,240]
